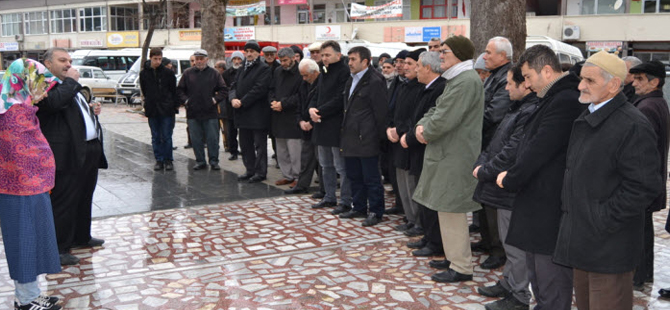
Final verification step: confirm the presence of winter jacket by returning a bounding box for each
[389,78,424,170]
[269,64,302,139]
[482,62,513,150]
[232,57,271,130]
[139,62,178,117]
[296,75,320,141]
[177,66,227,120]
[309,58,349,147]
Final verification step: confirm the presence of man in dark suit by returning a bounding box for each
[38,47,108,266]
[338,46,388,227]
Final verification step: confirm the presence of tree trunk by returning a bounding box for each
[470,0,526,62]
[200,0,228,63]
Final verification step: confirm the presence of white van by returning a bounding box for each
[526,36,584,65]
[116,48,195,103]
[71,49,141,82]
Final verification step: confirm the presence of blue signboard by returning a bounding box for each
[422,27,441,42]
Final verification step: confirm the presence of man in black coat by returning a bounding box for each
[222,51,244,160]
[177,49,227,171]
[308,41,352,211]
[232,41,272,183]
[401,51,446,262]
[474,36,514,270]
[629,60,670,288]
[337,46,388,227]
[622,56,642,103]
[474,64,537,310]
[496,45,586,310]
[269,47,303,186]
[140,48,178,171]
[39,47,108,265]
[553,51,662,310]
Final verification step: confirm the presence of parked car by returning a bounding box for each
[72,65,118,102]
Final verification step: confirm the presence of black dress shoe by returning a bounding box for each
[659,288,670,298]
[284,187,308,194]
[311,200,336,209]
[153,161,164,171]
[248,175,266,183]
[404,226,424,237]
[429,259,451,270]
[339,210,367,219]
[395,222,413,232]
[74,237,105,248]
[480,255,506,269]
[311,192,325,199]
[412,246,444,257]
[59,253,80,265]
[477,280,511,298]
[385,206,404,215]
[471,241,490,253]
[228,154,238,160]
[210,164,221,170]
[431,268,473,283]
[193,163,207,170]
[184,144,193,149]
[484,295,528,310]
[331,204,351,215]
[164,160,174,171]
[362,214,382,227]
[407,239,427,249]
[238,173,253,181]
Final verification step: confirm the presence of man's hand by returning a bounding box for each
[386,127,399,142]
[65,68,80,81]
[271,101,282,112]
[400,134,408,148]
[300,121,313,131]
[473,165,481,179]
[416,125,427,144]
[496,171,507,188]
[232,99,242,109]
[90,102,102,115]
[309,108,321,123]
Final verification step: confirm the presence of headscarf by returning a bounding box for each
[0,58,59,114]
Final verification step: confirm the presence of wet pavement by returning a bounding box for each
[1,105,670,309]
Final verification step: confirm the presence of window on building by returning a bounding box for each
[581,0,626,14]
[264,6,280,25]
[313,4,326,23]
[420,0,458,19]
[142,3,169,29]
[1,13,22,37]
[24,11,47,35]
[110,7,139,31]
[79,7,107,32]
[50,9,77,33]
[643,0,670,13]
[373,0,412,21]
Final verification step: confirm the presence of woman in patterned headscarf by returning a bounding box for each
[0,58,63,310]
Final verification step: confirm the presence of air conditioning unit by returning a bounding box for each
[563,26,580,41]
[14,34,23,42]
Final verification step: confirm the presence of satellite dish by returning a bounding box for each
[614,0,623,10]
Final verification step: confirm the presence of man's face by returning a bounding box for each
[150,55,162,69]
[194,56,207,70]
[624,61,635,84]
[45,50,72,80]
[476,69,491,82]
[505,71,527,101]
[215,62,225,74]
[395,58,405,76]
[428,40,441,52]
[264,52,276,63]
[279,56,294,70]
[320,47,341,66]
[294,53,301,62]
[578,65,615,104]
[633,73,659,96]
[310,50,320,61]
[232,57,243,69]
[381,63,395,76]
[189,56,195,67]
[245,48,259,62]
[521,62,548,93]
[483,41,507,70]
[404,58,418,80]
[348,53,367,75]
[300,67,319,84]
[416,60,433,84]
[439,44,460,72]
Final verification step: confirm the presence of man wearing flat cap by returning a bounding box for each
[177,49,228,171]
[262,45,281,78]
[628,60,670,288]
[553,51,663,310]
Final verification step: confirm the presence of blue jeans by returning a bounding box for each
[344,156,384,217]
[15,280,39,305]
[187,119,220,165]
[148,115,175,162]
[317,146,352,205]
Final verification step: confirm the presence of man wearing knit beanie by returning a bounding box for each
[552,50,663,310]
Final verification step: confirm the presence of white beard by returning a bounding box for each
[383,72,397,80]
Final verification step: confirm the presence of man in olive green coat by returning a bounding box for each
[412,36,484,283]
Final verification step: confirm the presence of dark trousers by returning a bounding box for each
[634,210,654,284]
[296,139,324,192]
[419,204,443,251]
[148,115,175,162]
[51,139,102,253]
[479,204,505,257]
[239,128,268,177]
[187,119,219,166]
[226,117,238,155]
[575,269,633,310]
[526,252,573,310]
[345,156,384,218]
